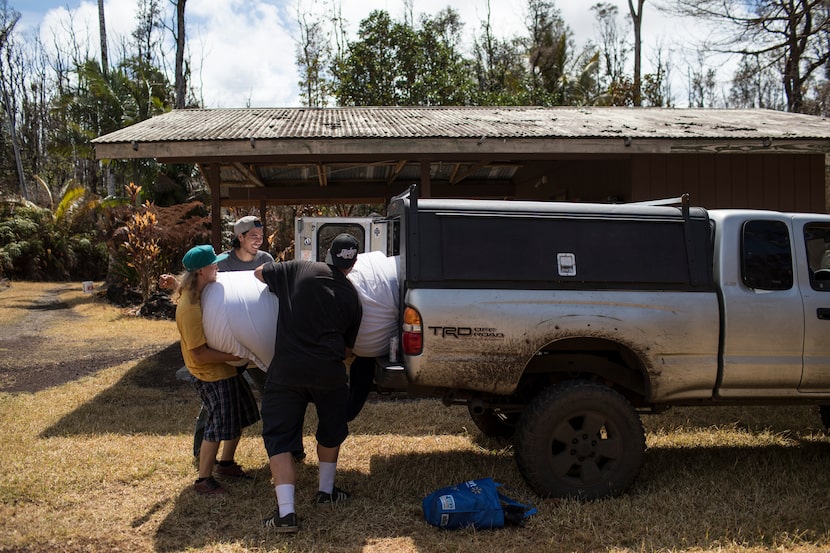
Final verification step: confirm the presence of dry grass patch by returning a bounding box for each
[1,282,830,552]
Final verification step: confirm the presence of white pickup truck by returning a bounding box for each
[375,185,830,500]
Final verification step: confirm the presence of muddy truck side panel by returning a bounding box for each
[404,288,720,402]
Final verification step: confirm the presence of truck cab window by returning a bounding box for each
[317,224,366,261]
[804,223,830,291]
[741,220,793,291]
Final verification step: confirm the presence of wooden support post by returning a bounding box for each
[420,161,431,198]
[259,199,268,249]
[201,163,223,251]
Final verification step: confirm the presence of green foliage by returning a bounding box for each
[0,199,108,281]
[332,4,617,108]
[525,0,572,105]
[332,9,476,106]
[50,54,178,201]
[0,180,110,282]
[472,31,531,106]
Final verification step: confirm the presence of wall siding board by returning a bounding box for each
[698,155,716,207]
[810,154,827,213]
[762,156,779,209]
[793,156,810,211]
[680,155,700,203]
[666,157,685,199]
[731,155,749,207]
[525,153,823,211]
[779,155,795,212]
[651,155,668,200]
[714,155,732,208]
[631,157,650,201]
[796,156,809,212]
[746,156,764,208]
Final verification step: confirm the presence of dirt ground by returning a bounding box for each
[0,282,182,394]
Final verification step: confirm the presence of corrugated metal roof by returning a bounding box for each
[93,106,830,144]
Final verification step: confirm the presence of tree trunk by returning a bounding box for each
[2,85,26,200]
[98,0,108,76]
[628,0,644,106]
[0,12,26,199]
[175,0,187,109]
[783,3,805,113]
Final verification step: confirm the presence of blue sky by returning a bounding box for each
[16,1,703,108]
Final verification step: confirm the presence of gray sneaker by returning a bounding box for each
[262,509,298,533]
[315,485,351,506]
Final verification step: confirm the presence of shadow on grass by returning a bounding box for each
[150,450,519,553]
[38,342,486,440]
[148,441,830,552]
[40,342,195,438]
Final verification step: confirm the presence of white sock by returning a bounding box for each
[319,462,337,494]
[275,484,295,516]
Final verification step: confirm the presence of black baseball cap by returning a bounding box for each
[325,233,359,269]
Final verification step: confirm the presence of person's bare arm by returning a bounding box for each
[189,343,242,365]
[254,264,266,283]
[158,273,178,290]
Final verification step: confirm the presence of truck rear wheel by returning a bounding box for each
[468,406,519,438]
[514,380,645,500]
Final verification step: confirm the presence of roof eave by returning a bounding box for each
[94,136,830,161]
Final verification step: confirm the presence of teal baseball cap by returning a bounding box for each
[182,244,228,272]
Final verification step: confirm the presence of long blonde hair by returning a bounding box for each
[172,269,199,304]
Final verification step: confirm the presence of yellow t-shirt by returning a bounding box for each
[176,291,236,382]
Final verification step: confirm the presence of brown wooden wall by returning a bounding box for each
[630,153,826,212]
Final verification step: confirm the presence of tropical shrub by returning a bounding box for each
[0,200,108,281]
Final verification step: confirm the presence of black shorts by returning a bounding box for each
[261,384,349,457]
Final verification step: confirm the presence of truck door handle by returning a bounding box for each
[817,308,830,320]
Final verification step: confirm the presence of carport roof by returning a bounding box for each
[93,106,830,145]
[92,106,830,206]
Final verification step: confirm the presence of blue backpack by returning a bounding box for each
[422,478,537,530]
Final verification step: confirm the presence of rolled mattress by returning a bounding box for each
[200,252,400,371]
[202,271,277,371]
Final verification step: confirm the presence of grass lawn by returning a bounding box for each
[1,281,829,552]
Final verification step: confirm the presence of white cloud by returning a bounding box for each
[24,0,729,109]
[34,1,135,58]
[187,0,298,107]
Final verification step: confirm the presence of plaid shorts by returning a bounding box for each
[193,374,260,442]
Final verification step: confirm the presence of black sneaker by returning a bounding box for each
[316,485,351,506]
[262,509,298,533]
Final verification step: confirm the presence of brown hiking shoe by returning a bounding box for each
[194,476,226,495]
[214,461,250,478]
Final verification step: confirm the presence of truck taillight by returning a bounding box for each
[402,307,423,355]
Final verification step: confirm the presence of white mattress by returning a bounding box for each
[200,253,400,371]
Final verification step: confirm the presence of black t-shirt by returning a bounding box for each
[261,260,362,388]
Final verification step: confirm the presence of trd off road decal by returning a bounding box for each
[427,326,505,339]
